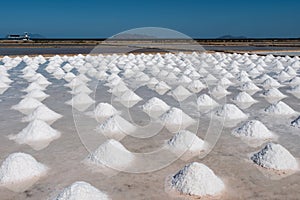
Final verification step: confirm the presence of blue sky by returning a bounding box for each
[0,0,299,38]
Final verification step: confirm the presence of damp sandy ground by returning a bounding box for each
[0,58,300,200]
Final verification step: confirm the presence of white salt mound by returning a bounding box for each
[94,103,118,122]
[54,181,111,200]
[170,162,224,197]
[66,93,95,111]
[11,97,43,114]
[167,130,205,156]
[9,119,61,144]
[232,92,257,103]
[160,107,195,133]
[24,89,49,101]
[96,115,136,141]
[86,139,134,170]
[117,90,142,108]
[214,104,248,120]
[0,152,48,184]
[142,97,170,118]
[197,94,218,107]
[169,85,192,101]
[22,105,62,125]
[232,120,274,139]
[251,143,298,170]
[262,88,287,99]
[264,101,296,115]
[291,116,300,128]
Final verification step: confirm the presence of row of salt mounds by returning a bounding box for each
[84,139,135,171]
[53,181,111,200]
[232,120,274,140]
[0,152,48,191]
[167,162,224,198]
[251,143,298,171]
[142,97,170,118]
[166,130,206,160]
[8,119,61,150]
[291,116,300,128]
[96,115,136,141]
[264,101,297,116]
[160,107,195,133]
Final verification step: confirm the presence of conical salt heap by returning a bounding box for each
[86,139,134,170]
[232,120,274,139]
[166,130,205,159]
[214,104,248,120]
[53,181,111,200]
[169,85,192,102]
[23,89,49,101]
[93,103,118,122]
[197,94,219,108]
[169,162,224,197]
[251,142,298,170]
[0,152,48,185]
[117,90,142,108]
[264,101,296,116]
[262,88,287,99]
[9,119,61,148]
[160,107,195,133]
[22,105,62,125]
[232,91,257,103]
[11,97,43,115]
[66,93,95,112]
[142,97,170,118]
[96,115,136,141]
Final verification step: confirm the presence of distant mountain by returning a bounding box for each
[217,35,247,39]
[111,33,156,39]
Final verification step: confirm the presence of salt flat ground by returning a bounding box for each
[0,52,299,199]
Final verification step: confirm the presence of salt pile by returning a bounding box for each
[0,81,9,94]
[261,78,281,89]
[239,82,261,92]
[210,85,230,98]
[169,85,192,101]
[93,103,118,122]
[288,85,300,94]
[22,105,62,125]
[96,115,136,141]
[9,119,61,149]
[142,97,170,118]
[232,91,257,103]
[291,116,300,128]
[66,93,95,112]
[261,88,287,99]
[70,85,93,95]
[154,81,171,95]
[197,94,219,108]
[23,82,45,92]
[54,181,111,200]
[251,143,298,170]
[116,90,142,108]
[187,80,206,93]
[0,152,48,185]
[264,101,296,115]
[169,162,224,197]
[11,97,43,115]
[166,130,205,159]
[85,139,134,170]
[160,107,195,133]
[214,104,248,120]
[232,120,274,139]
[23,89,49,101]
